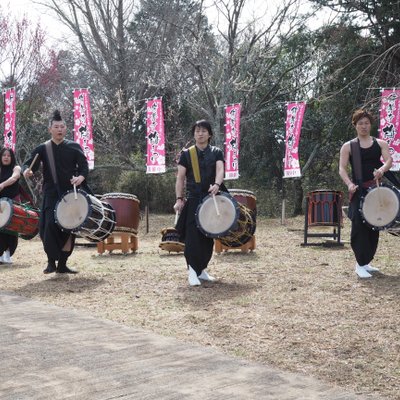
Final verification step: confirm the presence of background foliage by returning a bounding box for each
[1,0,399,215]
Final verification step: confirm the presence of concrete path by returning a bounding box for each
[0,291,382,400]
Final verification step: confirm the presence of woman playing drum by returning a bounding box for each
[339,109,392,278]
[0,148,21,264]
[174,120,225,286]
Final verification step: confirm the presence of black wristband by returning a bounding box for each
[214,182,220,187]
[176,197,184,200]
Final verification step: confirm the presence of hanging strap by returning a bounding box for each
[188,145,201,183]
[45,140,58,185]
[350,138,363,187]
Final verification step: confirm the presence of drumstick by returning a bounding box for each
[73,183,77,200]
[174,210,179,225]
[375,170,383,208]
[212,194,220,216]
[28,154,39,172]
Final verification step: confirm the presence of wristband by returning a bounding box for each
[214,182,220,187]
[176,197,184,200]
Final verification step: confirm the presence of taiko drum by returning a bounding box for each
[101,193,140,234]
[307,190,343,226]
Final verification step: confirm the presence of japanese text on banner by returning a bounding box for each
[283,102,306,178]
[146,98,166,174]
[3,88,17,151]
[379,89,400,171]
[224,104,241,180]
[73,89,95,169]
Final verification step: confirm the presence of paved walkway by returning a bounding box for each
[0,290,382,400]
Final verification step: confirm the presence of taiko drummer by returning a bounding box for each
[174,120,226,286]
[339,109,392,278]
[23,110,90,274]
[0,148,22,264]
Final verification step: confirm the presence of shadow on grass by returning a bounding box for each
[178,280,258,306]
[13,276,106,296]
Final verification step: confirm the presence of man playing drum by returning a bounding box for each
[174,120,225,286]
[23,110,89,274]
[339,109,392,278]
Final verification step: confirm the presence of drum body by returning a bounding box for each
[195,193,255,247]
[0,197,39,239]
[55,190,116,242]
[159,227,185,252]
[307,190,343,226]
[360,184,400,230]
[228,189,257,213]
[101,193,140,234]
[228,188,257,234]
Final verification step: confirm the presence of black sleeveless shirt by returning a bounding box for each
[351,138,382,183]
[178,145,224,198]
[0,165,20,199]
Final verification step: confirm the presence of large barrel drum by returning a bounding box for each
[101,193,140,234]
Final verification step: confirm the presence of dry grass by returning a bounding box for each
[1,214,399,399]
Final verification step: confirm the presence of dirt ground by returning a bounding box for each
[1,214,399,399]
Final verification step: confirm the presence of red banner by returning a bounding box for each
[3,88,17,151]
[224,104,241,180]
[283,102,306,178]
[73,89,94,170]
[146,98,165,174]
[379,89,400,171]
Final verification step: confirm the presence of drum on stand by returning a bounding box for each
[100,193,140,234]
[0,197,39,239]
[360,184,400,231]
[307,190,343,226]
[195,192,255,248]
[159,227,185,253]
[55,190,116,242]
[228,189,257,235]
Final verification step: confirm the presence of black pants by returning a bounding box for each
[40,190,74,261]
[176,197,214,276]
[0,233,18,256]
[349,193,379,266]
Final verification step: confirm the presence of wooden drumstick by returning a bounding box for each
[28,153,39,172]
[73,183,78,200]
[174,210,179,225]
[212,194,220,216]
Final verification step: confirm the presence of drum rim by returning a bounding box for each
[0,197,14,229]
[195,192,240,238]
[360,184,400,230]
[54,189,94,232]
[101,193,140,202]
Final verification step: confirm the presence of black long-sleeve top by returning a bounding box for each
[23,139,89,194]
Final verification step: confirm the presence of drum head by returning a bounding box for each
[55,191,89,230]
[0,198,12,228]
[362,186,400,228]
[196,194,238,237]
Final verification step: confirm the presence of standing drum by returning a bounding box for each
[0,198,39,239]
[101,193,140,234]
[360,184,400,230]
[195,193,255,247]
[307,190,343,226]
[55,190,116,242]
[228,189,257,234]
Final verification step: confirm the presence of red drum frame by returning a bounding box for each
[303,190,343,246]
[0,197,39,240]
